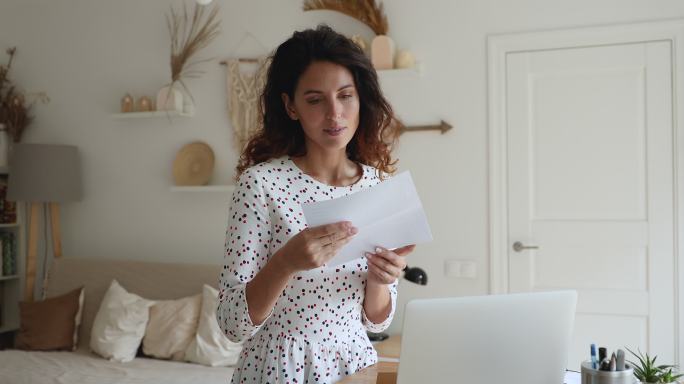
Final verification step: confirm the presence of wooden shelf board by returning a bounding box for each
[0,324,18,334]
[170,185,236,192]
[377,67,422,79]
[111,110,194,119]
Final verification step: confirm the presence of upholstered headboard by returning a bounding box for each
[45,257,221,349]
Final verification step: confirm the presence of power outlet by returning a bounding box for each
[444,260,477,279]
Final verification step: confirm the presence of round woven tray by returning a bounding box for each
[172,141,215,186]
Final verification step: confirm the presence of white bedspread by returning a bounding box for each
[0,348,233,384]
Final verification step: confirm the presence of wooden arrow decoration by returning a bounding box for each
[399,120,453,135]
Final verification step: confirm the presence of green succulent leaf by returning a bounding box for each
[626,347,682,383]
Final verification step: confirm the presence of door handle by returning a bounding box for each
[512,241,539,252]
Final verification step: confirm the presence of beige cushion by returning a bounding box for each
[15,287,84,351]
[184,285,243,366]
[45,257,221,351]
[143,294,202,361]
[90,280,154,363]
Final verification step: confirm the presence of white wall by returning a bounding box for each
[1,0,683,334]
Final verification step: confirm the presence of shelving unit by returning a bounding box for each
[118,67,420,194]
[0,170,24,335]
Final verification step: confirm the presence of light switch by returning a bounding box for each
[444,260,477,279]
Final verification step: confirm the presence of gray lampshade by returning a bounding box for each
[7,144,82,203]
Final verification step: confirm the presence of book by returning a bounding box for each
[0,237,4,276]
[7,233,15,275]
[0,233,15,276]
[0,175,16,224]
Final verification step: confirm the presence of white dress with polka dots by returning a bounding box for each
[218,157,397,384]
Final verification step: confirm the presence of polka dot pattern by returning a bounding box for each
[218,156,398,383]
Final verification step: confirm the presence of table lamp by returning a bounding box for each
[367,265,428,342]
[403,265,428,286]
[7,144,82,302]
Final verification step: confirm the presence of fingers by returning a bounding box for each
[365,249,404,278]
[367,247,407,270]
[325,227,358,245]
[312,221,351,237]
[368,264,395,284]
[367,257,400,284]
[311,221,357,244]
[394,244,416,257]
[326,235,353,254]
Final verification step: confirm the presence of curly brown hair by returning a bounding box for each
[236,25,398,179]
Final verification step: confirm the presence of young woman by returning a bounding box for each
[218,25,416,383]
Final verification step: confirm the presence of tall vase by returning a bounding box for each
[156,84,183,112]
[371,35,396,70]
[0,125,9,168]
[183,93,195,115]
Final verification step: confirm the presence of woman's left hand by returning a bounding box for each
[365,245,416,285]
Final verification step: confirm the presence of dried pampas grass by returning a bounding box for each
[302,0,389,35]
[166,2,221,99]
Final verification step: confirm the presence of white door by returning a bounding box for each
[506,41,675,370]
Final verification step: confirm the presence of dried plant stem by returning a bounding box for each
[0,47,48,142]
[302,0,389,35]
[166,2,221,101]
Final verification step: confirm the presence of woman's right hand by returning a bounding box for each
[275,221,358,273]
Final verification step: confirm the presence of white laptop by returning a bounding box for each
[396,290,577,384]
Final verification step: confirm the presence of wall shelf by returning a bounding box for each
[170,185,236,193]
[377,67,422,79]
[0,223,18,229]
[0,275,18,282]
[111,110,194,119]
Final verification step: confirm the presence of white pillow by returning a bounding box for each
[89,280,154,363]
[184,285,243,366]
[143,294,202,361]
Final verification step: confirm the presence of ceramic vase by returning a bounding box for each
[395,50,416,69]
[156,84,183,112]
[371,35,395,70]
[183,94,195,115]
[121,93,134,113]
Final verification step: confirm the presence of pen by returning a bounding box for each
[616,349,625,371]
[610,353,617,371]
[591,344,598,369]
[600,358,610,371]
[598,347,607,363]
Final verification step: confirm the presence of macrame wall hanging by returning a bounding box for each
[224,58,270,150]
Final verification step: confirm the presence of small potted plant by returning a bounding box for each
[661,368,684,384]
[627,347,683,383]
[0,47,49,144]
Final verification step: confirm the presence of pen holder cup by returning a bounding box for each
[581,361,636,384]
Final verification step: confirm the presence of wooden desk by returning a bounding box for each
[338,335,401,384]
[371,334,401,359]
[338,361,398,384]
